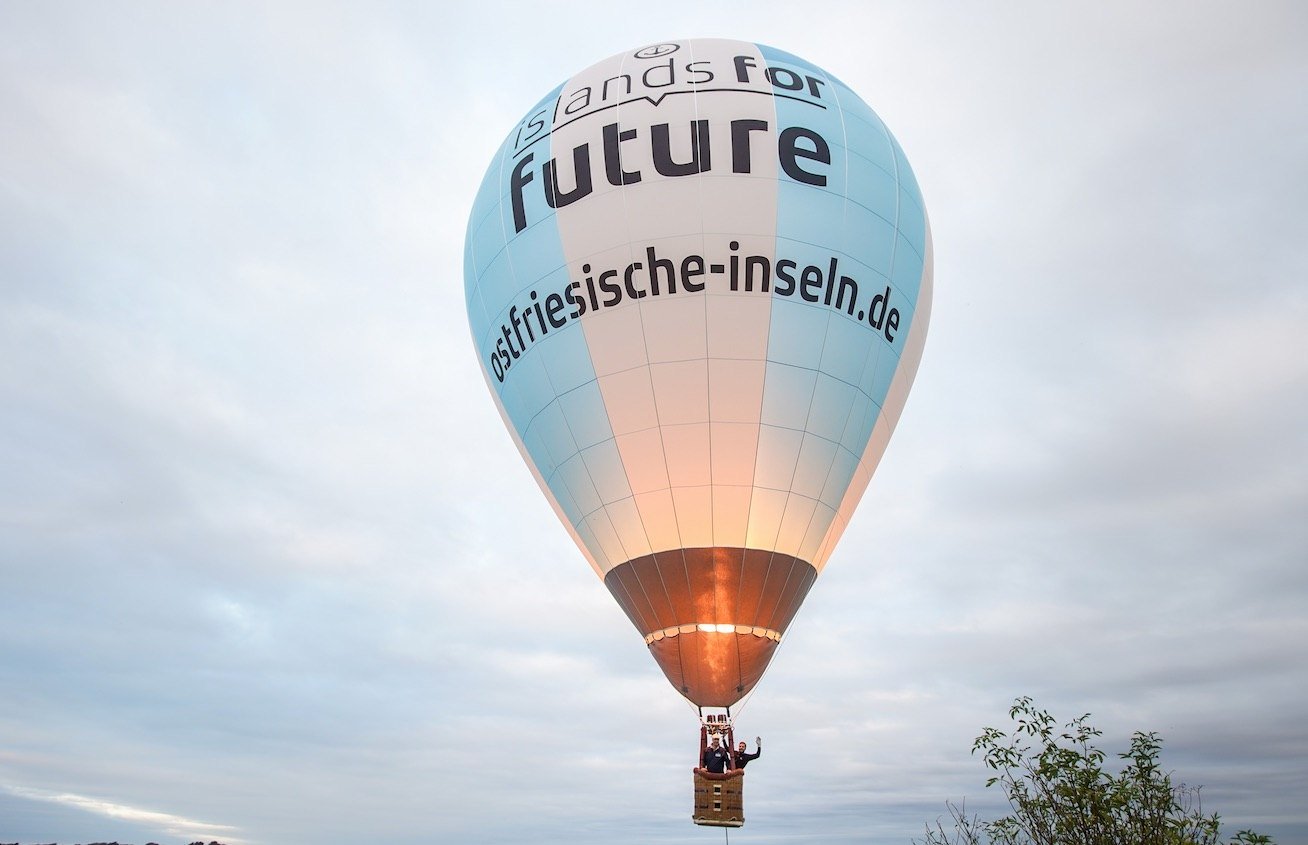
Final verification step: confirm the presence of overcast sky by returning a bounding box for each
[2,2,1305,844]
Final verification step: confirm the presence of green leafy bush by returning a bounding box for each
[916,697,1272,845]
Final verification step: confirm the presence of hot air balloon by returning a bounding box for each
[463,38,931,824]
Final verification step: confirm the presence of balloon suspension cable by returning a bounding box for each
[731,681,761,720]
[731,598,807,721]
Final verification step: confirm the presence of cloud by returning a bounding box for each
[1,2,1304,844]
[3,784,242,844]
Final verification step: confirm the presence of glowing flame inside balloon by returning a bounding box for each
[464,38,931,707]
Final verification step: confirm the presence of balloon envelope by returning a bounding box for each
[464,39,931,707]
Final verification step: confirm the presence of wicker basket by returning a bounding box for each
[692,770,745,827]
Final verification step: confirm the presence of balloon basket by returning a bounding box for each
[693,712,745,827]
[692,771,744,827]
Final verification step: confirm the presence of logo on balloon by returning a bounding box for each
[634,43,680,59]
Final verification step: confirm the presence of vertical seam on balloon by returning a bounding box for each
[776,368,822,556]
[619,556,658,636]
[748,549,775,636]
[538,66,629,574]
[759,554,799,635]
[669,550,693,699]
[640,551,682,678]
[781,563,818,634]
[633,44,694,559]
[468,139,513,380]
[605,563,645,633]
[742,549,769,627]
[820,105,909,568]
[471,128,513,353]
[672,546,693,672]
[638,554,671,635]
[686,40,727,635]
[639,42,690,558]
[623,565,660,635]
[716,547,742,696]
[542,396,625,572]
[884,113,905,417]
[800,395,863,565]
[789,53,847,562]
[802,60,858,565]
[617,42,690,654]
[813,371,866,570]
[603,46,675,629]
[465,142,500,359]
[479,379,599,577]
[684,45,725,698]
[732,570,799,712]
[878,220,932,443]
[752,49,839,549]
[601,44,664,567]
[736,548,754,694]
[725,42,778,685]
[738,41,782,562]
[485,87,608,577]
[831,338,884,530]
[811,99,892,568]
[686,38,720,561]
[679,620,694,702]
